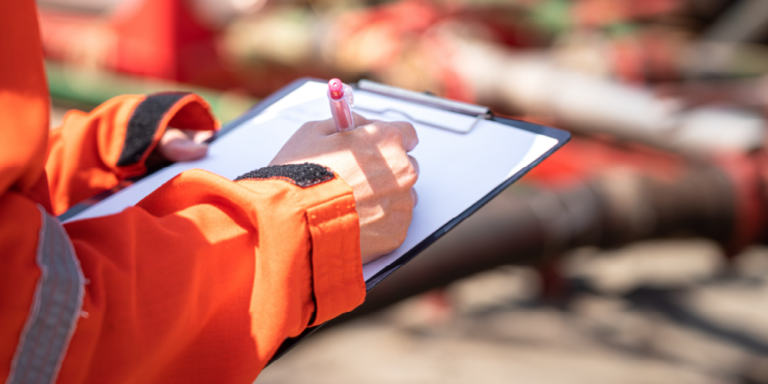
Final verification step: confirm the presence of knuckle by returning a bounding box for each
[395,174,415,190]
[363,122,381,135]
[404,163,418,185]
[408,155,419,170]
[399,121,415,133]
[381,124,401,139]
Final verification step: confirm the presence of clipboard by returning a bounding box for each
[59,77,570,362]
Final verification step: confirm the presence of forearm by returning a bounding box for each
[45,93,218,215]
[57,168,364,382]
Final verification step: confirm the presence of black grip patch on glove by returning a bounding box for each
[118,92,189,167]
[235,163,335,188]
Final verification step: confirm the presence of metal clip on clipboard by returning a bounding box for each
[354,79,492,133]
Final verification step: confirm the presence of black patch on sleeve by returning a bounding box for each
[235,163,335,188]
[117,93,189,167]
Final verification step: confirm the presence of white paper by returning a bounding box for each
[66,82,558,281]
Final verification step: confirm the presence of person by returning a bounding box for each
[0,1,419,383]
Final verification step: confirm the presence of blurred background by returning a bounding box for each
[41,0,768,382]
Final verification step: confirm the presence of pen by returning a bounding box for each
[328,78,354,132]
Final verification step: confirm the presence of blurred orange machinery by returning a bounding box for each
[39,0,234,88]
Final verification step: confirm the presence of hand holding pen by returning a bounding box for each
[269,106,420,262]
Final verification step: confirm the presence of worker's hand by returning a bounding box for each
[270,113,419,263]
[156,128,214,162]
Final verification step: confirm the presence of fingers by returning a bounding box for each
[188,129,215,144]
[352,112,375,127]
[307,112,416,152]
[306,112,376,137]
[388,121,418,151]
[305,118,338,136]
[408,155,419,176]
[159,128,209,162]
[358,119,418,151]
[408,156,418,207]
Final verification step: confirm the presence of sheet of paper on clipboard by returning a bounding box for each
[64,79,567,285]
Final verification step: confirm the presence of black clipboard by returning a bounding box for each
[256,78,571,363]
[58,77,570,363]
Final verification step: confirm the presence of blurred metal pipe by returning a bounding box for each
[346,166,736,318]
[445,38,765,153]
[703,0,768,43]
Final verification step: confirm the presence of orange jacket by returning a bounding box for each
[0,2,366,383]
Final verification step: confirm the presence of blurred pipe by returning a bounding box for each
[46,61,257,122]
[702,0,768,43]
[37,0,121,13]
[684,41,768,79]
[687,0,768,78]
[347,165,736,318]
[445,38,765,153]
[191,0,267,28]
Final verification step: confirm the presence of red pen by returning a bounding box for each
[328,78,354,132]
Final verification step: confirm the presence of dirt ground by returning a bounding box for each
[259,241,768,384]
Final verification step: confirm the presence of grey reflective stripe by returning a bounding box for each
[6,206,85,384]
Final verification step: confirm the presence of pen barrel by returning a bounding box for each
[329,96,354,132]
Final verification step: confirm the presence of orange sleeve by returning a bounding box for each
[0,167,366,384]
[45,93,219,215]
[0,1,366,383]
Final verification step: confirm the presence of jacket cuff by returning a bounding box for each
[234,168,366,326]
[306,192,366,326]
[115,92,219,177]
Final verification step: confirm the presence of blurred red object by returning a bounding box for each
[40,0,233,87]
[521,133,685,188]
[112,0,227,85]
[573,0,682,28]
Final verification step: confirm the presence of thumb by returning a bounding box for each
[307,118,339,136]
[310,113,373,136]
[159,128,209,162]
